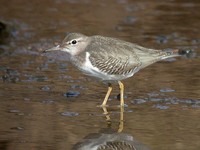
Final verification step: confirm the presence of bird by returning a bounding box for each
[43,33,192,107]
[72,131,150,150]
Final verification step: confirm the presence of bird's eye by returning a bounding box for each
[71,40,77,45]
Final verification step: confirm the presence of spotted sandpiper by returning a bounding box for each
[44,33,191,107]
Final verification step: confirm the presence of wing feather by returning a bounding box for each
[87,37,141,75]
[85,35,167,75]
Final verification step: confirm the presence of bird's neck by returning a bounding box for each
[70,53,87,68]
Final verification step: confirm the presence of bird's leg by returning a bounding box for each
[102,106,110,120]
[118,81,124,106]
[118,106,124,133]
[101,83,112,107]
[101,106,111,127]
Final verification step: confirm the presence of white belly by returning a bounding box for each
[79,52,134,81]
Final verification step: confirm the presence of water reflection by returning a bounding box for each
[0,0,200,149]
[73,107,150,150]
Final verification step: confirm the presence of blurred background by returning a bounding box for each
[0,0,200,150]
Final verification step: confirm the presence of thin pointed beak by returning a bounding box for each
[43,45,60,53]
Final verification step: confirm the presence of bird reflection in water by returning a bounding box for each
[72,107,150,150]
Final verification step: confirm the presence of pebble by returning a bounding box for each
[42,99,54,104]
[153,104,169,110]
[63,91,80,97]
[160,88,175,93]
[61,111,79,117]
[131,99,147,104]
[10,127,24,130]
[124,16,137,24]
[9,109,20,113]
[41,85,51,91]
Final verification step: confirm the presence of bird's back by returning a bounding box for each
[84,35,171,76]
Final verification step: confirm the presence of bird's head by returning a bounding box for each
[43,33,90,56]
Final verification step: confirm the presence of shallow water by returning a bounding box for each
[0,0,200,150]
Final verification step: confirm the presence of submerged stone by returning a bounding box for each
[153,104,169,110]
[61,111,79,117]
[63,91,80,97]
[41,85,51,91]
[160,88,175,93]
[10,126,24,130]
[131,99,147,104]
